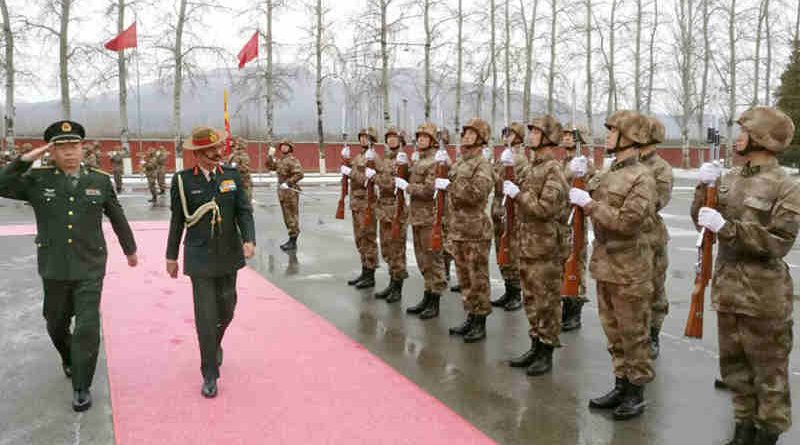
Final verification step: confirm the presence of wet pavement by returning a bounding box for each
[1,179,799,444]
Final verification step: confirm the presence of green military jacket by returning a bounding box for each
[0,159,137,280]
[166,165,256,277]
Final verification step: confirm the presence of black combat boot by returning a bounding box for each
[463,315,487,343]
[491,279,511,307]
[375,279,396,300]
[72,389,92,412]
[752,427,780,445]
[147,194,157,203]
[510,337,540,368]
[449,313,475,336]
[503,281,522,311]
[526,343,554,376]
[612,381,646,420]
[589,377,627,409]
[419,293,440,320]
[450,284,461,293]
[715,378,729,390]
[347,267,367,286]
[355,268,376,289]
[649,327,661,359]
[406,291,431,315]
[280,236,298,251]
[725,421,756,445]
[386,280,404,304]
[562,299,585,332]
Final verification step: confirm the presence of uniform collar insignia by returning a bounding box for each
[611,156,637,171]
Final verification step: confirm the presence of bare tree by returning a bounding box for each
[424,0,432,120]
[110,0,130,151]
[764,0,772,105]
[644,0,659,114]
[490,0,497,134]
[546,0,557,115]
[753,0,765,105]
[520,0,539,122]
[696,0,711,141]
[1,0,14,149]
[302,0,336,173]
[504,0,511,124]
[455,0,463,131]
[673,0,698,168]
[634,0,642,110]
[585,0,593,128]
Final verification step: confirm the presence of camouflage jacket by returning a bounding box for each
[348,148,371,210]
[586,156,656,285]
[269,154,303,198]
[228,150,251,175]
[691,158,800,320]
[491,147,529,222]
[375,149,407,223]
[640,150,673,248]
[446,149,493,241]
[516,151,570,260]
[406,147,437,227]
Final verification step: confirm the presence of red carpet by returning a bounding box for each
[68,221,495,444]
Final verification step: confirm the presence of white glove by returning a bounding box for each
[396,152,409,165]
[434,149,450,164]
[365,148,376,161]
[395,177,409,191]
[365,168,377,180]
[482,147,493,161]
[569,188,592,208]
[503,180,520,199]
[231,162,238,168]
[698,207,726,233]
[569,156,589,178]
[500,148,514,166]
[699,161,721,185]
[411,151,420,163]
[280,182,289,190]
[341,146,351,159]
[268,146,276,156]
[435,178,450,190]
[340,165,352,176]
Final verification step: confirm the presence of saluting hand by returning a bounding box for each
[243,242,256,259]
[20,143,53,162]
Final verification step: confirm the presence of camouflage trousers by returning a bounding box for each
[521,258,563,346]
[112,169,123,193]
[649,244,669,332]
[412,225,446,293]
[492,217,520,282]
[145,171,158,197]
[351,208,378,269]
[278,189,300,236]
[718,313,793,433]
[451,240,492,316]
[379,219,408,280]
[157,167,167,192]
[596,280,655,386]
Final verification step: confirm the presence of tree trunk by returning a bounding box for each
[764,0,772,105]
[381,0,391,129]
[505,0,511,122]
[753,0,764,106]
[585,0,593,132]
[424,0,431,121]
[678,0,694,169]
[634,0,642,111]
[645,0,658,114]
[173,0,187,153]
[521,0,538,122]
[546,0,557,115]
[697,0,710,143]
[266,0,274,145]
[117,0,129,151]
[456,0,462,131]
[315,0,325,174]
[490,0,497,137]
[727,0,737,166]
[60,0,71,119]
[795,0,800,43]
[606,0,617,117]
[0,0,14,150]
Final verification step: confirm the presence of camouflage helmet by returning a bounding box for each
[604,110,634,130]
[278,138,295,151]
[384,126,406,146]
[647,117,666,145]
[415,122,439,148]
[736,106,795,153]
[562,123,592,148]
[20,143,33,153]
[462,117,491,146]
[502,122,526,145]
[357,127,378,143]
[607,110,650,146]
[528,115,563,146]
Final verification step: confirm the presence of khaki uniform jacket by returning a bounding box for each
[640,151,673,247]
[375,150,406,223]
[447,149,494,241]
[516,151,570,260]
[406,148,437,227]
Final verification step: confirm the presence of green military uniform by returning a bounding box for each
[0,121,137,411]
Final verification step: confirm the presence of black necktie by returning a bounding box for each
[208,171,215,183]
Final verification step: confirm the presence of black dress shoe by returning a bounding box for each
[217,347,223,367]
[62,362,72,378]
[72,389,92,412]
[202,379,218,398]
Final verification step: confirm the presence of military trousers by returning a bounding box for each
[378,218,408,280]
[451,240,492,316]
[157,168,167,192]
[718,313,793,433]
[412,225,446,293]
[351,207,378,269]
[42,277,104,391]
[279,189,300,236]
[112,170,123,193]
[596,280,655,386]
[649,244,669,332]
[492,217,520,282]
[521,258,563,346]
[190,274,238,381]
[145,172,158,197]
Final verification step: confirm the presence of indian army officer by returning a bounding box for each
[639,117,673,359]
[0,121,138,412]
[228,138,253,202]
[503,116,570,374]
[692,107,798,445]
[568,110,656,420]
[110,148,125,193]
[439,118,494,343]
[489,122,528,311]
[341,128,379,289]
[373,127,409,303]
[165,126,256,398]
[560,124,596,331]
[265,139,304,251]
[395,122,447,319]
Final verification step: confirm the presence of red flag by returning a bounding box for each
[237,32,259,69]
[104,22,138,52]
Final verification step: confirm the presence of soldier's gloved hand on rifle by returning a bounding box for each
[365,168,377,180]
[500,147,514,166]
[569,156,589,178]
[569,188,592,208]
[435,178,450,190]
[341,146,351,159]
[698,207,726,233]
[268,146,276,157]
[340,165,352,176]
[396,152,409,165]
[503,180,520,199]
[434,149,450,164]
[411,151,420,163]
[395,177,409,191]
[280,182,290,190]
[365,148,376,161]
[699,161,722,185]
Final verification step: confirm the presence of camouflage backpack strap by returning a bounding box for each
[176,171,222,234]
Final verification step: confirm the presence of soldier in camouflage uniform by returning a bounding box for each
[395,123,447,319]
[439,118,494,343]
[227,138,253,201]
[155,146,168,194]
[489,122,528,311]
[373,127,409,303]
[504,116,570,374]
[142,148,159,203]
[560,124,597,331]
[266,139,304,251]
[83,142,100,169]
[0,146,15,168]
[569,110,656,421]
[109,149,125,193]
[639,117,673,359]
[342,128,379,289]
[692,107,798,445]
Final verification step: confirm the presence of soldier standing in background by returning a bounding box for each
[155,146,168,195]
[692,107,798,445]
[228,138,253,202]
[142,148,159,203]
[110,149,124,194]
[639,117,673,359]
[83,142,100,169]
[503,116,570,375]
[265,139,304,251]
[569,110,656,421]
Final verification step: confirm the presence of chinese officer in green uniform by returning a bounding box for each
[0,120,138,412]
[165,126,256,398]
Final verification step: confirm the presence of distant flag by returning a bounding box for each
[237,32,259,69]
[224,89,232,155]
[104,22,138,52]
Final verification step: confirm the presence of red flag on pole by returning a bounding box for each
[237,32,259,69]
[104,22,138,52]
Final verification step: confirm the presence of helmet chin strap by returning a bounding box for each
[737,134,764,156]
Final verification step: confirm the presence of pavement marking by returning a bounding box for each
[72,413,83,445]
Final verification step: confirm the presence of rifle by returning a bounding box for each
[431,143,449,252]
[497,138,514,266]
[363,140,376,226]
[561,128,586,297]
[335,135,350,220]
[391,155,410,239]
[684,128,720,339]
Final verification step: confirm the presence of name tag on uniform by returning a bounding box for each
[191,189,203,195]
[85,188,102,196]
[43,188,56,198]
[219,180,237,193]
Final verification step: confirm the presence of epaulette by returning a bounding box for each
[31,166,55,170]
[90,167,112,176]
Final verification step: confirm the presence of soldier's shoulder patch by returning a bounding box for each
[31,166,55,171]
[90,167,112,176]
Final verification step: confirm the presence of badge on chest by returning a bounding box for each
[85,188,102,197]
[219,179,237,193]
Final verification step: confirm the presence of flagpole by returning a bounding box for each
[135,47,143,156]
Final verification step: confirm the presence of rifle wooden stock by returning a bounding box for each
[561,176,586,297]
[497,164,515,266]
[431,161,448,252]
[335,158,351,220]
[684,184,718,339]
[363,157,376,226]
[392,162,410,239]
